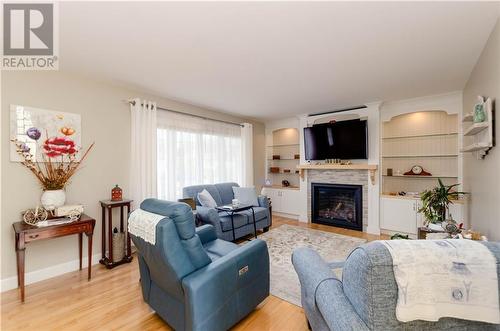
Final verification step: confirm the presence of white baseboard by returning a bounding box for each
[366,226,381,235]
[0,253,101,293]
[272,212,299,220]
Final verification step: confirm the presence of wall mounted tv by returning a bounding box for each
[304,119,368,160]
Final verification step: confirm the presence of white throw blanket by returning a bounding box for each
[128,209,165,245]
[381,240,499,324]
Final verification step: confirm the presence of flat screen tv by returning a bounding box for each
[304,119,368,160]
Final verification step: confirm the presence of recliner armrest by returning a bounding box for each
[292,247,339,308]
[257,195,269,208]
[195,206,223,236]
[316,278,369,331]
[293,248,368,331]
[195,224,217,244]
[182,239,269,331]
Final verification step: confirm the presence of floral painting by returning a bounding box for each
[10,105,81,162]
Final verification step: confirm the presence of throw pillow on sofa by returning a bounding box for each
[232,187,259,207]
[197,189,217,208]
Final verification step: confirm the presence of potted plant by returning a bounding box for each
[418,179,467,227]
[11,129,94,211]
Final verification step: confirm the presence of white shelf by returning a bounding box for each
[460,142,491,152]
[462,113,473,122]
[463,122,489,136]
[383,175,458,179]
[382,132,457,140]
[266,143,299,148]
[382,154,458,158]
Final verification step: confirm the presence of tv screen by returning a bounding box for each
[304,119,368,160]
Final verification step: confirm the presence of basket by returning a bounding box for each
[112,231,125,263]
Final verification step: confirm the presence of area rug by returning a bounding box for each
[258,224,366,307]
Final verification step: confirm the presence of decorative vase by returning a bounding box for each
[41,189,66,210]
[473,100,486,123]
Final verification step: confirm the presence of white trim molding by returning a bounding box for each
[0,253,101,293]
[381,91,462,122]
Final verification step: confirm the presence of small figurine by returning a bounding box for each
[111,185,123,201]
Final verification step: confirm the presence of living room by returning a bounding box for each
[1,2,500,331]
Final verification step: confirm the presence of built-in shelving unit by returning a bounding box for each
[381,111,459,194]
[461,97,493,159]
[265,128,300,187]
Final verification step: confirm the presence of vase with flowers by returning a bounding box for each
[11,128,94,211]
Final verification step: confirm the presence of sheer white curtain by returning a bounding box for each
[130,98,158,208]
[157,110,243,200]
[241,123,254,187]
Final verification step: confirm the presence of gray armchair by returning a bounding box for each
[130,199,270,331]
[292,241,500,331]
[183,182,271,241]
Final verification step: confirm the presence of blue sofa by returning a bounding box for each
[183,182,271,241]
[130,199,270,331]
[292,241,500,331]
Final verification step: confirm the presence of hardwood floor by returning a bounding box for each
[1,216,385,331]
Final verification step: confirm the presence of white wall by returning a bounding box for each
[463,19,500,241]
[1,70,265,290]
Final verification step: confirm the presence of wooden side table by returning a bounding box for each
[99,199,133,268]
[13,214,95,302]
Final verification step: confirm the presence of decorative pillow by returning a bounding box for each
[232,186,259,207]
[197,189,217,208]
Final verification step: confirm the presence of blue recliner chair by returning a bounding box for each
[130,199,270,331]
[183,182,271,241]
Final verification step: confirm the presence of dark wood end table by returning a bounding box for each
[99,199,133,268]
[13,214,96,302]
[216,204,257,241]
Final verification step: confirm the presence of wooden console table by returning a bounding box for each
[13,214,96,302]
[99,199,133,268]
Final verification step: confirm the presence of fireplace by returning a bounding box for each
[311,183,363,231]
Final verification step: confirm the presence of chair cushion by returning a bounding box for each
[197,189,217,208]
[239,207,268,222]
[219,213,249,231]
[215,182,239,206]
[233,187,259,207]
[203,239,238,260]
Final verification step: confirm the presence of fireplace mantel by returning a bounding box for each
[297,164,378,184]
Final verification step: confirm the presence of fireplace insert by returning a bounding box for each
[311,183,362,231]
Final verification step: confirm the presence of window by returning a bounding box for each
[157,110,242,200]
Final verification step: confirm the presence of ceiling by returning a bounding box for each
[60,2,500,120]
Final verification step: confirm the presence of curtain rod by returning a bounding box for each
[125,100,244,128]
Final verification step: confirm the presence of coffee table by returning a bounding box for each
[216,204,257,241]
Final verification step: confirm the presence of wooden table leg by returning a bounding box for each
[101,206,105,260]
[78,233,83,270]
[126,204,132,258]
[15,233,20,287]
[120,206,124,233]
[16,233,25,302]
[108,207,113,263]
[87,232,93,280]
